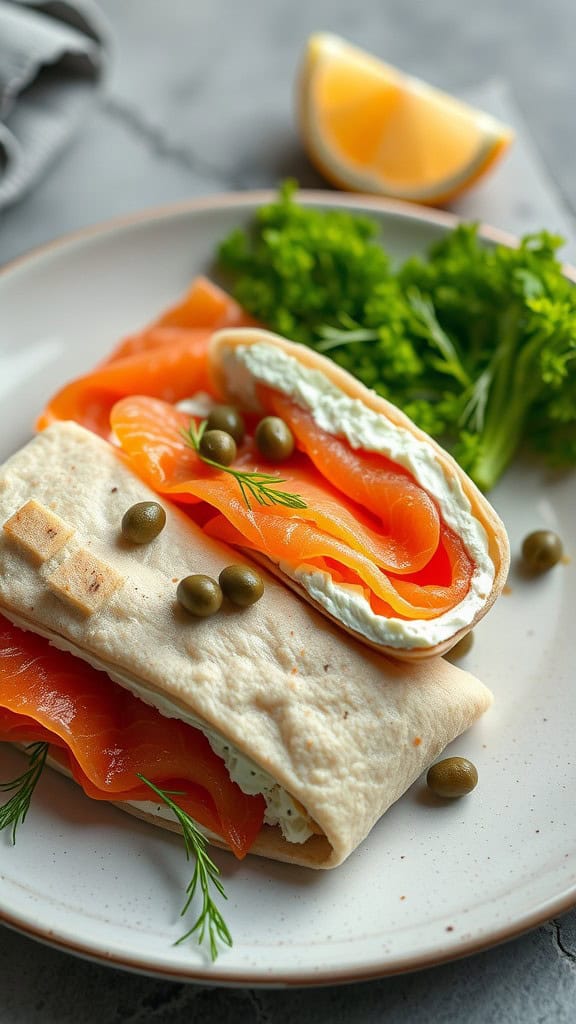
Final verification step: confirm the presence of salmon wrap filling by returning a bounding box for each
[0,617,265,858]
[37,282,508,657]
[110,395,474,624]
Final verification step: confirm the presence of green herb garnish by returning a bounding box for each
[183,418,307,510]
[218,181,576,491]
[0,741,49,843]
[136,773,232,961]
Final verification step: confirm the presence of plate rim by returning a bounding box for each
[6,187,575,280]
[0,881,574,987]
[1,188,575,986]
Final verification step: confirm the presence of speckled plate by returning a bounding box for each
[0,192,575,986]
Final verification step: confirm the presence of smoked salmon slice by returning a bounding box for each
[0,616,265,858]
[37,278,256,438]
[100,276,257,365]
[110,395,474,620]
[37,333,214,438]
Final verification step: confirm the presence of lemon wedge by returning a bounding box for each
[297,34,513,205]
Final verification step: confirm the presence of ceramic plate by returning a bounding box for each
[0,193,575,986]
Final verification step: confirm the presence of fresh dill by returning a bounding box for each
[136,773,233,961]
[183,419,307,510]
[0,741,49,844]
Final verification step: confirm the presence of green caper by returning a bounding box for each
[121,501,166,544]
[177,575,223,617]
[206,405,245,444]
[521,529,563,572]
[426,757,478,798]
[199,429,237,466]
[445,631,474,662]
[219,564,264,607]
[255,416,295,462]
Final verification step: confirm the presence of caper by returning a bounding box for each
[177,575,223,617]
[199,429,237,466]
[121,501,166,544]
[255,416,295,462]
[426,757,478,798]
[219,564,264,607]
[521,529,563,573]
[206,405,245,444]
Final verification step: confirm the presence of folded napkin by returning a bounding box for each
[0,0,108,210]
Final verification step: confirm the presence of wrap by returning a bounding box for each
[206,328,510,659]
[0,422,493,868]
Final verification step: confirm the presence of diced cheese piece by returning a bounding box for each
[3,499,74,563]
[46,548,123,615]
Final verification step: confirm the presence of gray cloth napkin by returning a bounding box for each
[0,0,108,210]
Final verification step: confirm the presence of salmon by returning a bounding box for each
[100,276,256,365]
[0,616,265,858]
[110,395,474,621]
[37,278,256,438]
[35,277,477,638]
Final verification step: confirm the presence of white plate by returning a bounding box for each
[0,192,575,986]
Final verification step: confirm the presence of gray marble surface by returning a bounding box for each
[1,0,576,1019]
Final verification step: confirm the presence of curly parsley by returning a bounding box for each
[218,183,576,491]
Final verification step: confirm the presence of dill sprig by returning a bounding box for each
[183,419,307,510]
[0,741,49,844]
[136,773,233,961]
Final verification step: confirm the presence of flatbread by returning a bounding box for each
[208,328,510,660]
[0,423,493,868]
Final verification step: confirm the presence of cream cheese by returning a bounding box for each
[2,608,313,845]
[221,339,495,650]
[175,393,216,418]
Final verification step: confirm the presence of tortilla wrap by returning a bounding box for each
[0,422,492,868]
[208,328,510,660]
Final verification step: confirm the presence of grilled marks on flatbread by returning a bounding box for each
[3,500,124,617]
[45,548,124,615]
[3,500,74,563]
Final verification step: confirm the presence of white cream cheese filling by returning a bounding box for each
[2,608,314,845]
[175,393,216,418]
[219,338,495,650]
[124,800,225,843]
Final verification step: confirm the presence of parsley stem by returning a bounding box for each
[316,326,379,351]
